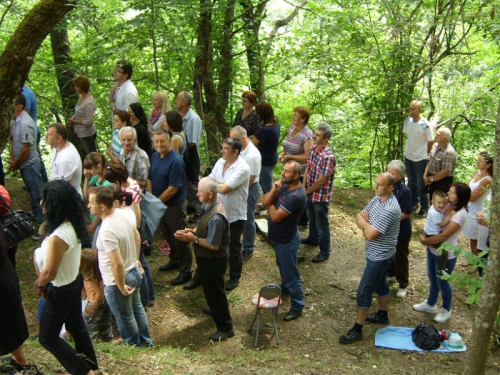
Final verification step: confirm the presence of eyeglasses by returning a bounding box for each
[115,69,124,74]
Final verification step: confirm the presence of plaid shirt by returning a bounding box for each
[428,142,457,176]
[305,145,336,202]
[119,145,150,182]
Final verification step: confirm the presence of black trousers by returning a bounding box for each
[386,238,410,289]
[427,176,454,202]
[39,274,98,375]
[197,256,233,332]
[229,220,245,279]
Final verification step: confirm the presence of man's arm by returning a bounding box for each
[146,179,153,193]
[268,204,291,223]
[109,82,119,108]
[262,179,283,208]
[355,212,380,240]
[159,186,178,203]
[8,143,30,171]
[306,174,326,195]
[108,249,134,296]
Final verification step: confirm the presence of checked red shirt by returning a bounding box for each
[305,145,336,202]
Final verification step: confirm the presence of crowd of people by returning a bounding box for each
[0,62,493,373]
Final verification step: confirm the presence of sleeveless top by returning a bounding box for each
[194,200,229,259]
[172,131,187,156]
[468,175,492,215]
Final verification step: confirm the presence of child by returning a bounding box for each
[80,249,113,341]
[423,190,455,276]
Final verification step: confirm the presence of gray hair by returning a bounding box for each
[119,126,137,140]
[231,125,247,137]
[437,127,452,142]
[179,91,192,107]
[200,176,218,195]
[154,128,170,138]
[387,160,405,176]
[317,122,332,139]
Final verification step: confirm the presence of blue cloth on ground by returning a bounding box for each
[374,326,467,353]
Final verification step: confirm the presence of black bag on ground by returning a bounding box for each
[412,322,440,350]
[183,132,200,184]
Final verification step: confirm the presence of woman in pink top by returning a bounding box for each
[280,106,313,174]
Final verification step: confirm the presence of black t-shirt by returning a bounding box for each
[255,121,280,166]
[268,184,307,243]
[393,180,412,240]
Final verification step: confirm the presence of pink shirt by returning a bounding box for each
[429,207,467,259]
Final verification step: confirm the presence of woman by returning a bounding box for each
[385,160,413,298]
[68,76,97,154]
[128,102,152,156]
[462,151,493,256]
[0,185,19,267]
[36,180,98,375]
[233,90,260,137]
[149,90,172,135]
[108,109,131,162]
[414,182,471,323]
[253,102,280,194]
[163,110,186,155]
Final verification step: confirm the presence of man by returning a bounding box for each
[403,100,433,217]
[262,161,307,321]
[423,127,457,203]
[339,172,401,344]
[147,130,192,285]
[118,126,150,188]
[301,122,336,263]
[175,177,235,342]
[209,138,250,291]
[175,91,202,218]
[229,126,261,260]
[109,60,138,111]
[46,123,83,197]
[90,187,152,347]
[8,94,45,237]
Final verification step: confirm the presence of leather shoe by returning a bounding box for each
[225,278,239,291]
[202,306,212,316]
[209,329,235,341]
[311,252,330,263]
[283,309,302,322]
[183,275,202,290]
[159,262,180,272]
[170,273,192,286]
[300,237,318,246]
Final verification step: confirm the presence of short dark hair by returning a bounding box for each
[116,60,133,80]
[103,160,129,184]
[73,76,90,93]
[49,123,68,141]
[113,109,131,126]
[255,102,276,125]
[223,137,242,154]
[242,91,257,105]
[166,111,183,132]
[92,186,115,209]
[16,94,26,109]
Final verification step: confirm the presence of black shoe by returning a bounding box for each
[202,306,212,316]
[183,275,202,290]
[311,252,330,263]
[0,358,29,373]
[170,273,192,286]
[365,312,389,325]
[242,249,254,260]
[283,309,302,322]
[142,243,152,256]
[159,262,180,272]
[339,328,363,344]
[225,278,239,291]
[209,329,235,342]
[300,237,318,246]
[416,210,427,218]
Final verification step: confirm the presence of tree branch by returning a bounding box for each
[0,0,14,30]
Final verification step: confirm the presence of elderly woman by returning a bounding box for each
[149,90,172,135]
[385,160,413,298]
[68,76,97,154]
[128,102,152,156]
[233,90,260,137]
[414,182,471,323]
[36,180,98,375]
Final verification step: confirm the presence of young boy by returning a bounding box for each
[423,190,455,276]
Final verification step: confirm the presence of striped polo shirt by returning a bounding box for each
[363,195,401,261]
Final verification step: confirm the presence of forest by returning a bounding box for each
[0,0,499,374]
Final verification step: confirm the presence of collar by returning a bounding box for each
[202,200,217,214]
[436,142,449,151]
[313,144,328,154]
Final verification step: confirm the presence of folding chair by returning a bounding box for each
[248,284,282,348]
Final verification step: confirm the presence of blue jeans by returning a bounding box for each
[243,183,260,252]
[426,247,457,311]
[306,200,331,254]
[139,246,155,307]
[19,159,45,224]
[274,230,305,312]
[405,158,428,211]
[104,267,153,346]
[259,164,275,195]
[357,255,395,309]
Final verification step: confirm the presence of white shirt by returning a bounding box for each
[41,222,81,287]
[403,116,433,162]
[424,206,445,235]
[210,156,250,223]
[50,142,83,196]
[114,80,138,111]
[240,142,261,184]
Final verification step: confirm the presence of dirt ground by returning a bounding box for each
[5,177,500,374]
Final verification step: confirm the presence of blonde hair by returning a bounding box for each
[153,90,172,113]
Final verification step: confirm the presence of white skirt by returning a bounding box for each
[477,225,490,251]
[462,211,479,240]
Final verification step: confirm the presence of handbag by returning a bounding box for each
[183,132,201,184]
[0,195,35,246]
[139,191,167,241]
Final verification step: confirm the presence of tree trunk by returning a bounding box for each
[463,100,500,375]
[0,0,76,152]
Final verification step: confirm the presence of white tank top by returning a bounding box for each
[468,175,492,215]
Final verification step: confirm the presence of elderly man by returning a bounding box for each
[262,161,307,321]
[46,123,83,197]
[148,130,192,285]
[209,138,250,291]
[339,173,401,344]
[301,122,336,263]
[229,126,261,260]
[403,100,433,217]
[175,91,202,218]
[118,126,150,188]
[175,177,234,342]
[423,127,457,206]
[109,60,138,111]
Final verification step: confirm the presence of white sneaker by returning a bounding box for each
[396,288,407,298]
[434,308,451,323]
[413,300,437,313]
[386,276,397,284]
